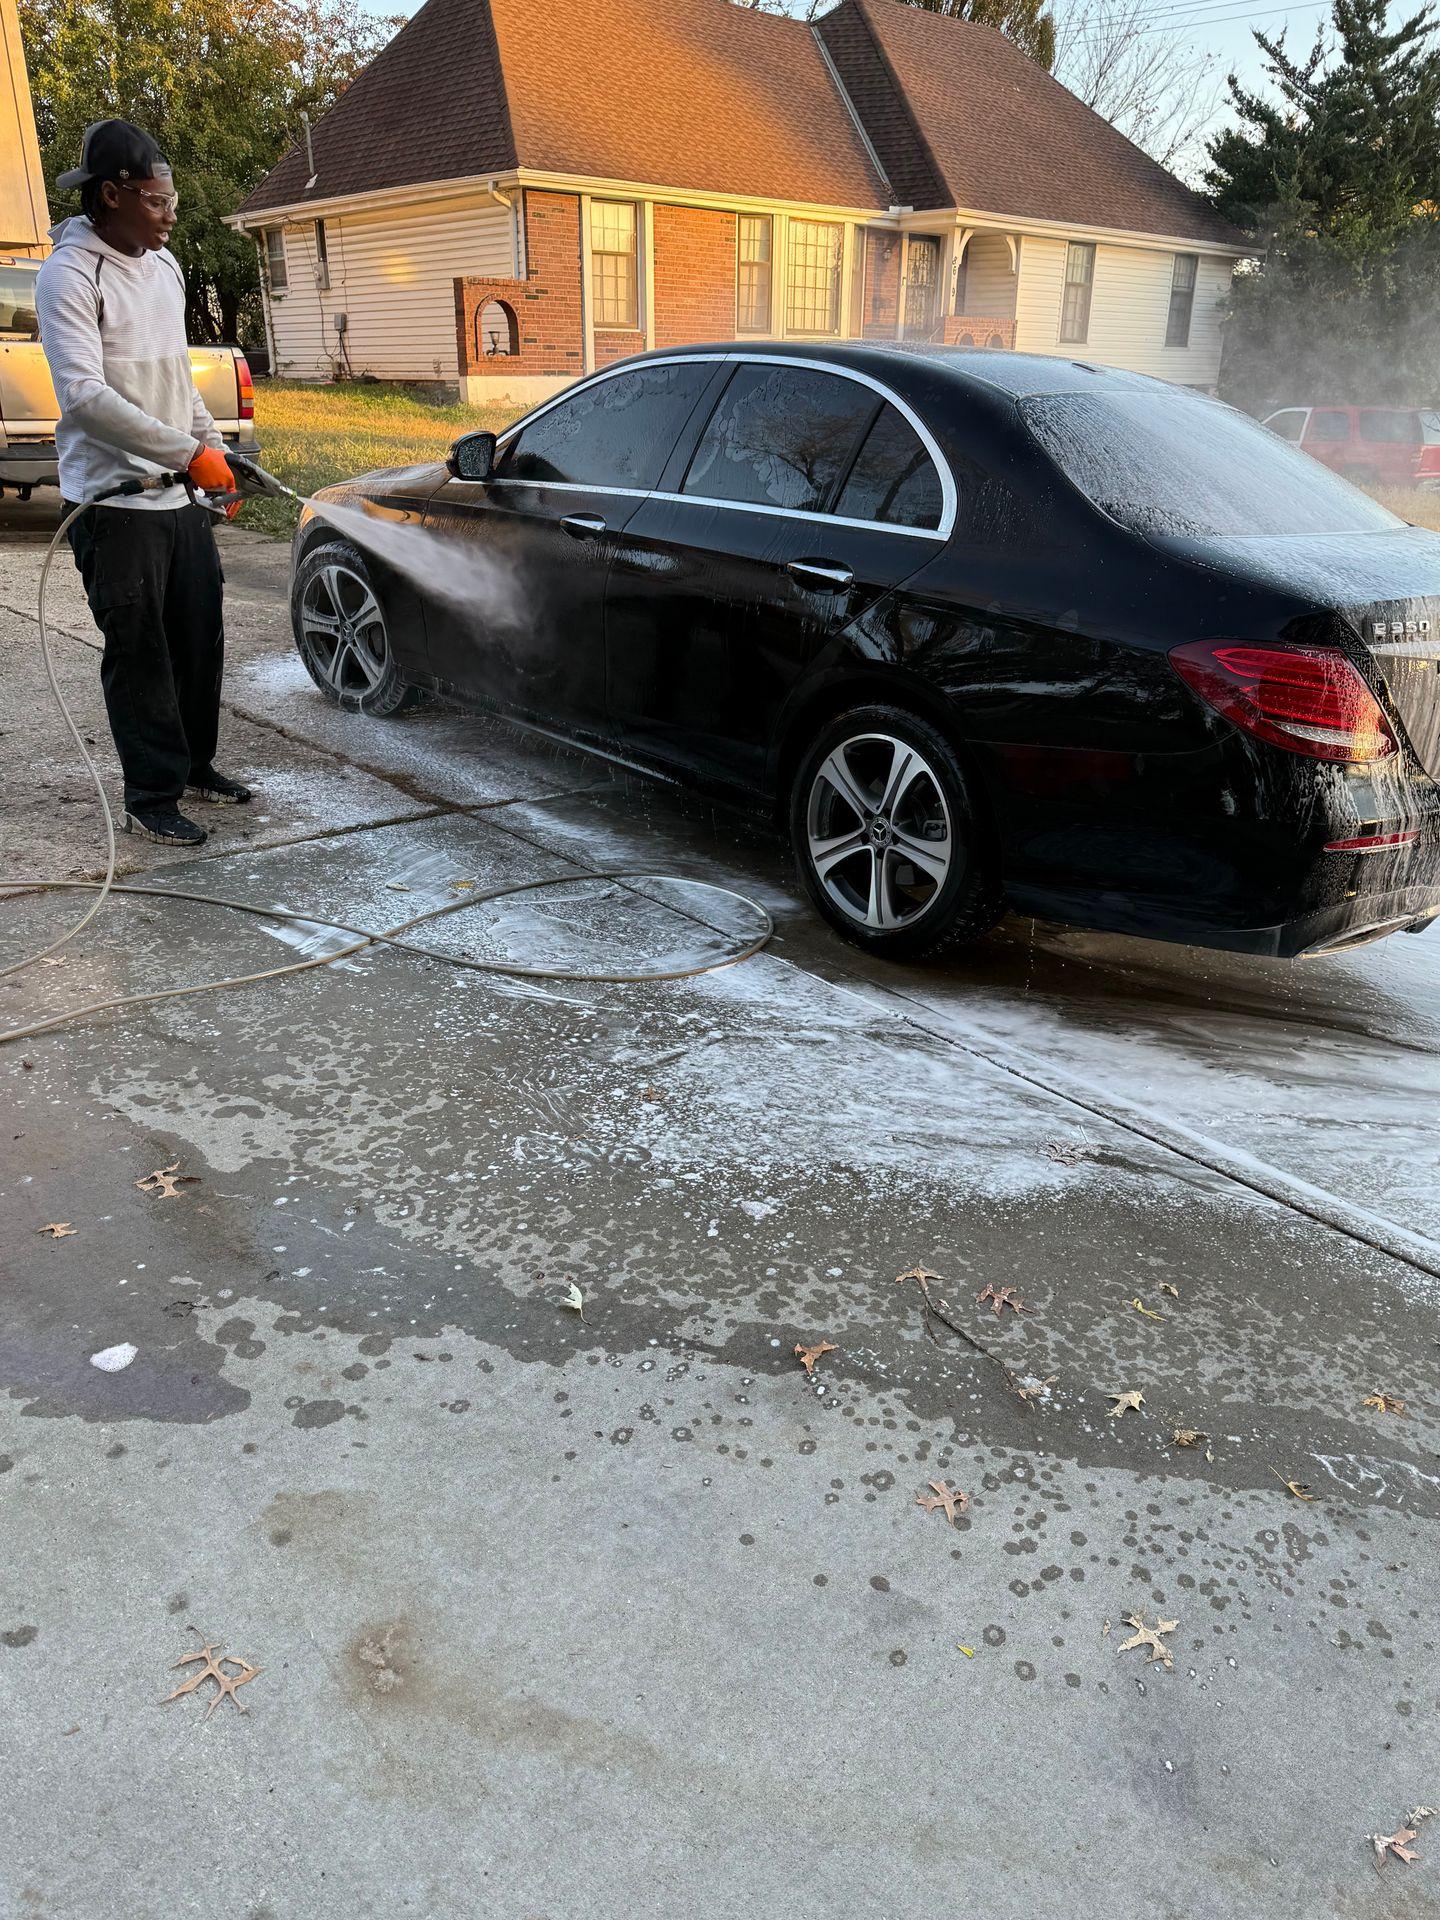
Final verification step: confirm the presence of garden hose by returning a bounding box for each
[1,488,774,1047]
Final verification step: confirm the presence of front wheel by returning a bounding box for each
[290,538,426,715]
[789,705,1005,960]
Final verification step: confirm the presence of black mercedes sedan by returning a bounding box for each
[290,343,1440,961]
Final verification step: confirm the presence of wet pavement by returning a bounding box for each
[2,497,1438,1918]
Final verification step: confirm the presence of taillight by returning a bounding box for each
[236,353,255,421]
[1169,642,1398,763]
[1417,446,1440,479]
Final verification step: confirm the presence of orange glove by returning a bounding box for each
[188,444,235,495]
[188,443,241,518]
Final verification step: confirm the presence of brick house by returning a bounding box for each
[230,0,1249,403]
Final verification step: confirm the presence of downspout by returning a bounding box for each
[253,236,276,372]
[484,177,525,279]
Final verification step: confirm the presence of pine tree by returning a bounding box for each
[903,0,1056,71]
[1205,0,1440,410]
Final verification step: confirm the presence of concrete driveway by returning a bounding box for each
[1,496,1437,1919]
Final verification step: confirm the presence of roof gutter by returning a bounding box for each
[225,172,523,229]
[942,203,1256,259]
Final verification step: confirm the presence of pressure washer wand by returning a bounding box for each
[133,452,301,521]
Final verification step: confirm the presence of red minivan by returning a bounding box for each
[1263,404,1440,488]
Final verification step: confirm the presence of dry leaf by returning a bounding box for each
[1363,1393,1407,1417]
[916,1479,967,1525]
[384,881,410,892]
[1118,1612,1178,1669]
[161,1639,263,1719]
[1370,1827,1420,1867]
[956,1644,975,1658]
[1159,1283,1180,1298]
[1107,1390,1144,1418]
[1100,1619,1111,1637]
[1271,1468,1316,1501]
[1172,1427,1209,1448]
[794,1340,837,1377]
[36,1223,77,1239]
[1131,1297,1163,1321]
[976,1284,1028,1317]
[1013,1374,1058,1403]
[1044,1141,1086,1165]
[451,879,477,893]
[561,1282,585,1319]
[894,1264,943,1287]
[135,1161,199,1200]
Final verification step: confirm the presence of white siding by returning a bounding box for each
[260,194,515,383]
[1015,236,1233,388]
[959,232,1016,318]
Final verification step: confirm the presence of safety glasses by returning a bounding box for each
[120,183,179,214]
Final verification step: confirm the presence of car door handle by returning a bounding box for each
[787,558,854,593]
[561,513,608,540]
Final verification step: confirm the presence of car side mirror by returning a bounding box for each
[448,430,497,482]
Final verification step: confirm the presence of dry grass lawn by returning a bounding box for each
[238,378,519,535]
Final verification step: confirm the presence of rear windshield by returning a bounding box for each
[1423,410,1440,446]
[1021,390,1402,538]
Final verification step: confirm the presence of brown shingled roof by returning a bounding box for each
[820,0,1245,245]
[238,0,886,216]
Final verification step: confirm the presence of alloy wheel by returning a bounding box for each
[299,562,391,698]
[805,731,954,932]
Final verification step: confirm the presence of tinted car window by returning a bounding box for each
[500,361,713,488]
[1309,410,1351,441]
[684,363,875,511]
[1359,409,1419,444]
[1022,391,1401,538]
[834,404,943,531]
[1265,409,1307,443]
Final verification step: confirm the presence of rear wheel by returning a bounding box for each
[291,538,425,715]
[789,704,1004,960]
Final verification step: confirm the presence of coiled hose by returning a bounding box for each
[0,501,773,1048]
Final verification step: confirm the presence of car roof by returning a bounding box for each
[614,338,1185,405]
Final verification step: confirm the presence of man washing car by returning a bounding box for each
[35,119,251,846]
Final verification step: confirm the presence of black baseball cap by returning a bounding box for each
[56,119,173,192]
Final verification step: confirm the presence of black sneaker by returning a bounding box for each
[187,767,253,805]
[123,806,208,846]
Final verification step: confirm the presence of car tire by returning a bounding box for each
[789,704,1005,960]
[290,538,426,716]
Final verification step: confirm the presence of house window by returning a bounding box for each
[591,200,639,329]
[263,228,288,292]
[737,215,772,332]
[314,219,330,292]
[786,219,843,335]
[1059,241,1094,344]
[1166,253,1197,348]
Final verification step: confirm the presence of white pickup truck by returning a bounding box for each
[0,252,261,498]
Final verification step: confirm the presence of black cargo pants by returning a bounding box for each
[64,502,225,814]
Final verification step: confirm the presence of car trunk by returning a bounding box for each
[1156,527,1440,778]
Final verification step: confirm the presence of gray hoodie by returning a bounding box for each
[35,216,223,510]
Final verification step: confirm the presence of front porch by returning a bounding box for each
[862,225,1019,349]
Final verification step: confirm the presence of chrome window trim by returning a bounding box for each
[481,350,957,538]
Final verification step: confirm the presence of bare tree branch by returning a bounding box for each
[1053,0,1224,179]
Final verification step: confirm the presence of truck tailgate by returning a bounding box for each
[188,347,239,428]
[0,338,59,434]
[0,345,240,436]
